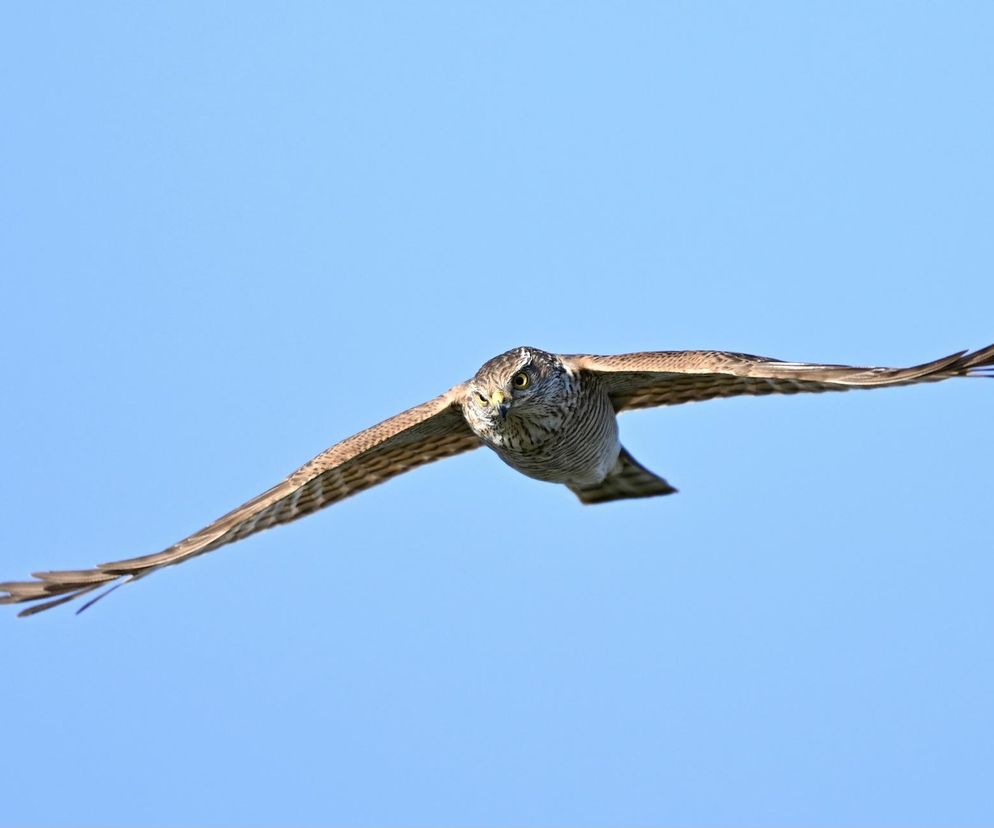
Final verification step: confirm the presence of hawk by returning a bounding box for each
[3,342,992,616]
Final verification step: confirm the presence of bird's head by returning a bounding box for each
[462,346,572,443]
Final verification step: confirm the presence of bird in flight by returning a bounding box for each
[3,342,992,616]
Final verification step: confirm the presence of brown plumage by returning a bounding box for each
[3,341,992,616]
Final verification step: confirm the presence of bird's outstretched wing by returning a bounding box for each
[1,386,479,616]
[565,343,994,412]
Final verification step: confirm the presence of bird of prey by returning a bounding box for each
[3,342,992,616]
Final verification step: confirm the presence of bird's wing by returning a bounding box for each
[564,343,994,412]
[1,385,479,616]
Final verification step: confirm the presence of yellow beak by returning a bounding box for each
[490,389,510,418]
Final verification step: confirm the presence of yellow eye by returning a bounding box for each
[512,372,529,389]
[476,391,488,405]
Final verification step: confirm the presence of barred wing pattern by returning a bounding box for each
[567,344,994,412]
[4,341,992,617]
[1,386,479,616]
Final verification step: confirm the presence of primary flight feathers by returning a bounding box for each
[3,342,992,616]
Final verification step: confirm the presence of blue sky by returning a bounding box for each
[2,2,992,825]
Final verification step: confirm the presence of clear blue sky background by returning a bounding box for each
[2,3,992,825]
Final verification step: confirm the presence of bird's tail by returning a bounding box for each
[569,447,677,504]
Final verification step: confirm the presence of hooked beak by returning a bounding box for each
[490,389,511,419]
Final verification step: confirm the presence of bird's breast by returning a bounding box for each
[491,380,619,487]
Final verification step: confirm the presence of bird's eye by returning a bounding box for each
[476,391,488,405]
[512,372,529,389]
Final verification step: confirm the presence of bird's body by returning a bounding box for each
[3,340,993,616]
[464,347,620,488]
